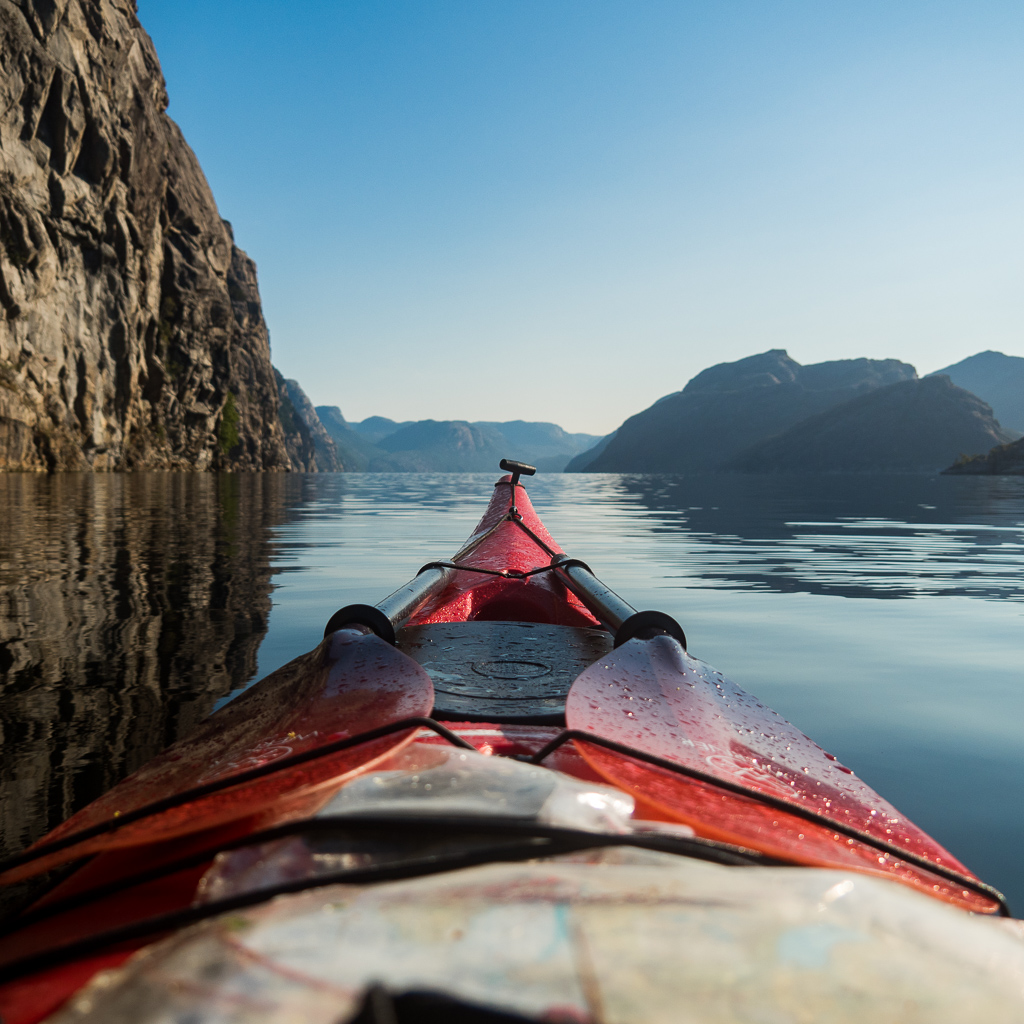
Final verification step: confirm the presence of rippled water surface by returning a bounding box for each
[1,471,1022,908]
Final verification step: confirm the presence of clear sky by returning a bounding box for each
[139,0,1023,435]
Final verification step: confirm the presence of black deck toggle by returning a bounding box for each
[499,458,536,490]
[499,459,536,518]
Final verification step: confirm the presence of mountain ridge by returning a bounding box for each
[572,351,918,473]
[928,351,1024,433]
[727,376,1014,473]
[315,407,599,472]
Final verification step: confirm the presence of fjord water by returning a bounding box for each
[1,472,1022,911]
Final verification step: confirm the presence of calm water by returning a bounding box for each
[1,471,1022,909]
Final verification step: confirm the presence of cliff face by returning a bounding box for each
[277,373,340,472]
[0,0,295,470]
[727,375,1016,473]
[575,351,917,473]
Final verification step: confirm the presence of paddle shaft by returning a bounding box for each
[324,564,456,643]
[552,556,636,628]
[551,555,687,648]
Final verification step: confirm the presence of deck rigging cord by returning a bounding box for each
[524,729,1009,915]
[0,715,1007,916]
[0,718,474,880]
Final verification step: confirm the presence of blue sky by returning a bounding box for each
[139,1,1024,434]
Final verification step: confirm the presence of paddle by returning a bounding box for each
[2,628,434,883]
[565,634,1000,913]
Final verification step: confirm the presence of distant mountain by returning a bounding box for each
[571,350,917,473]
[727,376,1015,473]
[473,421,600,471]
[313,409,599,473]
[314,405,348,437]
[374,421,505,472]
[564,432,616,472]
[928,351,1024,433]
[943,436,1024,476]
[347,417,414,443]
[312,405,373,471]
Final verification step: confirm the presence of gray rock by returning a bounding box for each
[278,375,341,471]
[0,0,300,471]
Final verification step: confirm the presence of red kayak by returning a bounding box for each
[0,461,1015,1024]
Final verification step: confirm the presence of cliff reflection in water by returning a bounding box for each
[0,473,296,861]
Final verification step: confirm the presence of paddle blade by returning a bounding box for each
[566,637,998,913]
[5,630,433,881]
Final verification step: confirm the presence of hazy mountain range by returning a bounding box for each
[567,349,1022,475]
[314,409,600,473]
[278,348,1023,476]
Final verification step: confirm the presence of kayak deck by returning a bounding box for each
[396,621,613,723]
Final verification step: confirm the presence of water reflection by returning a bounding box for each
[0,473,304,861]
[611,474,1024,600]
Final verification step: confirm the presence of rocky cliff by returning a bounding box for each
[727,375,1016,473]
[0,0,298,470]
[277,373,340,472]
[573,350,917,473]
